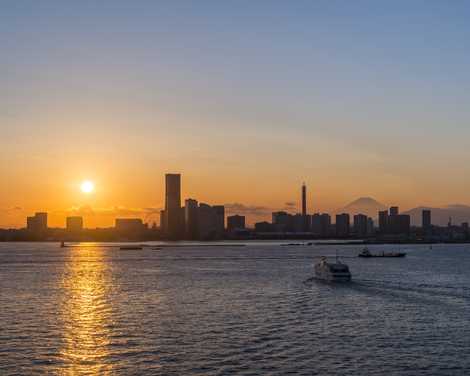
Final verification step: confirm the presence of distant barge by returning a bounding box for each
[358,248,406,258]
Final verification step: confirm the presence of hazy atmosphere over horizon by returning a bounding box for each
[2,0,470,228]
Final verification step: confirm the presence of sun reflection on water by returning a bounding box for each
[59,247,113,375]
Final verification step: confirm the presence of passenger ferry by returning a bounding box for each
[314,256,352,282]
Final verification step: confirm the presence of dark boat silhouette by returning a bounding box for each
[314,256,352,282]
[358,248,406,258]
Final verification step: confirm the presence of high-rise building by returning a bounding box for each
[164,173,182,239]
[213,205,225,237]
[301,183,309,231]
[390,206,399,216]
[353,214,368,237]
[159,210,166,233]
[378,210,389,234]
[66,216,83,232]
[293,213,305,233]
[336,213,350,237]
[227,215,245,231]
[115,218,145,231]
[26,212,48,233]
[388,214,411,235]
[301,183,307,217]
[115,218,146,239]
[367,217,375,236]
[272,211,293,232]
[198,203,224,240]
[312,213,331,237]
[422,210,431,230]
[184,199,199,240]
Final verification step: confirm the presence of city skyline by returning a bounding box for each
[6,172,468,243]
[7,172,470,231]
[2,2,470,229]
[3,173,470,229]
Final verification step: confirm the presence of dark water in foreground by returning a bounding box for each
[1,242,470,375]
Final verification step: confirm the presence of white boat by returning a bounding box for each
[314,256,352,282]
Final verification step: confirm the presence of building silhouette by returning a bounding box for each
[378,210,389,234]
[312,213,331,237]
[367,217,374,236]
[184,198,199,240]
[198,203,225,240]
[380,206,411,236]
[301,183,307,217]
[27,212,48,233]
[254,221,273,232]
[213,205,225,236]
[163,173,183,239]
[389,214,411,235]
[66,216,83,232]
[227,215,245,232]
[336,213,350,237]
[354,214,368,237]
[115,218,146,239]
[422,209,431,230]
[389,206,399,216]
[301,183,310,231]
[272,211,293,232]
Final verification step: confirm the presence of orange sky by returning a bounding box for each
[2,2,470,228]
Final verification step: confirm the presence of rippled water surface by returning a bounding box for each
[1,242,470,375]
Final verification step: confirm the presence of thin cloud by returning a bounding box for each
[224,203,271,217]
[0,206,23,213]
[56,205,162,220]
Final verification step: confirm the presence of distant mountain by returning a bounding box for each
[403,205,470,226]
[336,197,387,218]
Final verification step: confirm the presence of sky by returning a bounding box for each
[1,1,470,228]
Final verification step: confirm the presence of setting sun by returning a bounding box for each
[80,180,95,194]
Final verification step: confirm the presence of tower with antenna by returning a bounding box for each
[301,182,307,217]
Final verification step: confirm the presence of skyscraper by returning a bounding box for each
[353,214,368,237]
[184,198,199,240]
[390,206,399,216]
[301,183,307,217]
[198,203,225,240]
[336,213,350,237]
[213,205,225,237]
[378,210,389,234]
[422,209,431,230]
[272,211,293,232]
[312,213,331,237]
[27,212,48,233]
[301,182,308,231]
[164,173,182,239]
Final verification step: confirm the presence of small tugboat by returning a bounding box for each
[358,248,406,258]
[314,256,352,282]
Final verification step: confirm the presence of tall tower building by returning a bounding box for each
[378,210,389,234]
[301,183,307,217]
[336,213,350,237]
[422,209,431,231]
[185,198,199,240]
[164,173,182,239]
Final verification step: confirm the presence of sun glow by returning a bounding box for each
[80,180,95,194]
